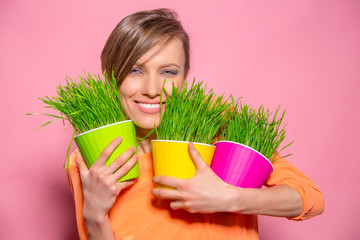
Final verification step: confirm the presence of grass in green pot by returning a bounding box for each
[31,72,126,133]
[155,79,231,144]
[27,71,128,166]
[219,101,293,162]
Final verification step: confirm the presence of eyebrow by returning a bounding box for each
[158,63,181,69]
[134,63,181,69]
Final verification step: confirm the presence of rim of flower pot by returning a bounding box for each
[215,140,273,168]
[151,139,215,148]
[75,120,133,139]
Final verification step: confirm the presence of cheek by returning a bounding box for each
[118,83,135,116]
[163,77,185,94]
[118,78,138,101]
[118,88,127,107]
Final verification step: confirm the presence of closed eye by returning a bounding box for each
[162,70,178,76]
[129,68,142,74]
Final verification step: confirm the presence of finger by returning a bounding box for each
[106,146,136,174]
[116,179,136,193]
[188,142,208,170]
[75,149,89,174]
[170,201,186,210]
[111,154,138,181]
[152,175,185,190]
[151,188,183,200]
[93,137,122,168]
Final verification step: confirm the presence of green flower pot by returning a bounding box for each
[74,120,139,181]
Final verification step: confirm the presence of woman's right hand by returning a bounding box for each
[76,136,138,224]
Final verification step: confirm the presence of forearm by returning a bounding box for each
[83,213,115,240]
[228,184,303,217]
[83,203,115,240]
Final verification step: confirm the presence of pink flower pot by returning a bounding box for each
[211,141,273,188]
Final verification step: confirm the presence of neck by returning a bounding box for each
[135,125,157,140]
[135,126,156,155]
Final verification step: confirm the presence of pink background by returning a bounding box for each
[1,0,359,239]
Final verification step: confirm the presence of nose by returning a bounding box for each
[142,73,162,98]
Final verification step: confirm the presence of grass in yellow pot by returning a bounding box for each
[27,72,139,181]
[152,80,231,185]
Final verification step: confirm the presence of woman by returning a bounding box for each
[68,9,324,240]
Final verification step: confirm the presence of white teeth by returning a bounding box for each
[137,102,161,109]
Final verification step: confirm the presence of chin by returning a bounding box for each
[133,118,160,130]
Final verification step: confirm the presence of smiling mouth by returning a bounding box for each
[134,101,166,114]
[137,102,162,109]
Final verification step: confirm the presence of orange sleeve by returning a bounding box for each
[66,152,89,240]
[264,155,324,221]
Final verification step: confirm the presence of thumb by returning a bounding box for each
[188,142,208,171]
[75,149,89,174]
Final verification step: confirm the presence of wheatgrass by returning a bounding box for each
[155,79,231,145]
[219,101,293,162]
[27,72,128,169]
[32,72,126,134]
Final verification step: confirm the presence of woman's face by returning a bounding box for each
[119,38,186,130]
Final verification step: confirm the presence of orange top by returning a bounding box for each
[67,152,324,240]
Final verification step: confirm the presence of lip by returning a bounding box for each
[134,100,165,114]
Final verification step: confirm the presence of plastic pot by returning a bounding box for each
[151,140,215,186]
[211,141,273,188]
[74,120,139,182]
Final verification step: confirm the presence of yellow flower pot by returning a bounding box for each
[151,140,215,187]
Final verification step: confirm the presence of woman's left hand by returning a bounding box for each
[152,142,239,214]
